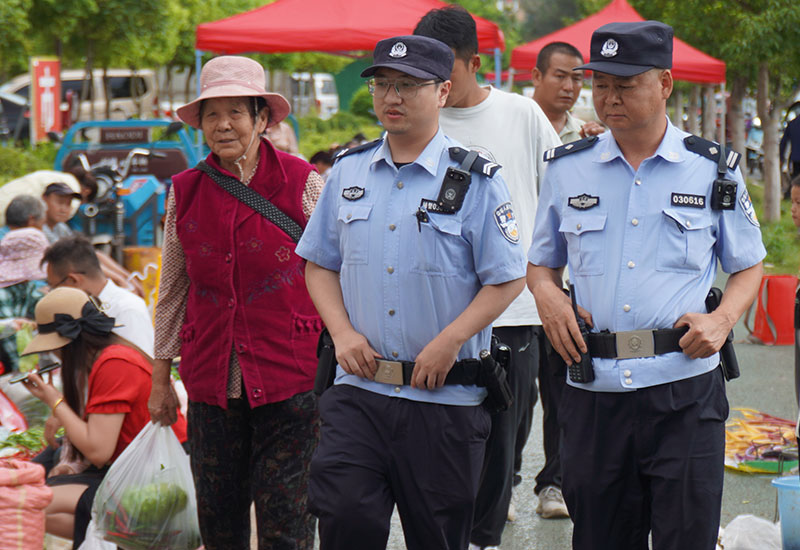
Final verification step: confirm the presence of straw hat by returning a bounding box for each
[22,287,115,355]
[0,228,49,288]
[176,55,291,129]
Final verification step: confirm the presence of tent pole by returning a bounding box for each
[195,49,203,158]
[494,48,501,89]
[720,81,726,146]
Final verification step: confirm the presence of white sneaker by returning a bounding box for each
[536,485,569,519]
[469,544,499,550]
[507,488,517,522]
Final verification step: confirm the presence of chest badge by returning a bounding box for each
[568,194,600,210]
[342,187,365,201]
[494,202,520,244]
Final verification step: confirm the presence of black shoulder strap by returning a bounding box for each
[333,138,383,163]
[543,135,599,162]
[683,134,741,171]
[448,147,501,177]
[195,161,303,243]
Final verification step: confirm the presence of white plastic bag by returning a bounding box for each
[720,514,781,550]
[77,520,116,550]
[92,422,201,550]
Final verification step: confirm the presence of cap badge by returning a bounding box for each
[389,42,408,58]
[601,39,619,58]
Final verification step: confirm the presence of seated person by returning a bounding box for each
[0,202,49,372]
[791,175,800,232]
[19,287,187,548]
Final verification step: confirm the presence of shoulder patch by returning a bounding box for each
[543,135,599,162]
[683,135,741,171]
[333,138,383,163]
[448,147,501,178]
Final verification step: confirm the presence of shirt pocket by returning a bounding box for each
[411,214,464,277]
[559,213,607,276]
[337,203,373,265]
[657,208,715,273]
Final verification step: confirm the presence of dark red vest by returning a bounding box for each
[173,139,321,408]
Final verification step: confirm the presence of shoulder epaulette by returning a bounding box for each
[683,135,741,171]
[448,147,501,177]
[333,138,383,163]
[543,135,599,162]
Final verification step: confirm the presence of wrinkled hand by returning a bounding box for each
[533,283,593,365]
[411,333,460,390]
[674,312,731,359]
[148,381,179,426]
[44,415,63,449]
[579,120,605,138]
[332,328,380,380]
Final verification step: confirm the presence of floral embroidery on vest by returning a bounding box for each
[244,237,263,252]
[246,264,303,304]
[275,246,291,262]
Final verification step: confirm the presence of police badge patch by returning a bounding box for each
[389,42,407,58]
[494,202,519,244]
[568,194,600,210]
[342,187,365,201]
[739,188,759,227]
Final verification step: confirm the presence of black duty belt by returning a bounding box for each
[373,358,482,386]
[587,327,689,359]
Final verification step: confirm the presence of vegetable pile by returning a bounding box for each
[725,408,798,473]
[0,426,45,459]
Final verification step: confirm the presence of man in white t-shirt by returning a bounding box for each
[415,7,561,549]
[42,234,153,356]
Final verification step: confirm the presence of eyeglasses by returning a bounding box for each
[368,78,440,99]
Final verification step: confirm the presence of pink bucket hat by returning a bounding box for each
[0,228,49,288]
[176,55,291,129]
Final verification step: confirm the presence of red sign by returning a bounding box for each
[30,57,61,143]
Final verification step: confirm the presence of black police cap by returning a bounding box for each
[575,21,673,77]
[361,35,454,82]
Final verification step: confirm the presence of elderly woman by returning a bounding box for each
[148,55,323,550]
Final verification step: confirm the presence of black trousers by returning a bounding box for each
[532,327,567,494]
[309,384,490,550]
[560,368,728,550]
[188,391,319,550]
[470,326,538,547]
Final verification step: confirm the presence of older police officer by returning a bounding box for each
[296,35,526,549]
[528,22,765,550]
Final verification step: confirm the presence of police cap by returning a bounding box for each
[361,35,454,82]
[575,21,673,77]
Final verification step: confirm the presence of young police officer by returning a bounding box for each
[296,35,526,549]
[528,22,765,550]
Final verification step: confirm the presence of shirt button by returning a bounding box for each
[392,351,399,358]
[252,388,262,398]
[576,223,582,230]
[635,178,642,186]
[631,218,639,226]
[237,343,247,353]
[394,386,402,393]
[624,378,633,385]
[389,224,396,231]
[387,266,394,274]
[627,261,635,268]
[397,182,404,189]
[227,298,235,308]
[225,253,232,263]
[346,213,352,220]
[623,369,632,377]
[623,304,631,312]
[388,309,395,316]
[685,220,692,228]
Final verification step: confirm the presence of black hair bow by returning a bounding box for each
[37,301,115,341]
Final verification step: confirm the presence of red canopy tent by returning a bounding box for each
[196,0,504,55]
[509,0,725,84]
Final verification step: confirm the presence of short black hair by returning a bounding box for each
[536,42,584,74]
[42,234,102,277]
[414,6,478,62]
[309,150,333,166]
[5,195,45,228]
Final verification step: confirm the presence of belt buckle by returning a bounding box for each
[615,330,655,359]
[374,359,404,385]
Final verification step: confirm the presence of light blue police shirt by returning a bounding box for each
[296,129,527,405]
[529,119,766,392]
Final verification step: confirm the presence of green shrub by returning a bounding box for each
[350,86,376,121]
[0,143,57,185]
[297,112,381,159]
[748,180,800,274]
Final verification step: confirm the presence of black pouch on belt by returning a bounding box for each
[314,328,337,396]
[480,338,513,414]
[705,287,740,381]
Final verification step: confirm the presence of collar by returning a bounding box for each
[593,117,685,164]
[98,279,115,300]
[370,128,446,176]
